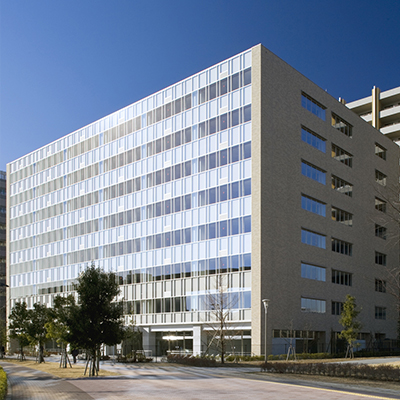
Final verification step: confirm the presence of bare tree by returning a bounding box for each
[374,182,400,337]
[202,274,238,364]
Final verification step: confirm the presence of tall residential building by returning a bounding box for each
[7,44,399,357]
[346,86,400,145]
[0,171,6,326]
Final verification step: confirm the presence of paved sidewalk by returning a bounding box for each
[1,358,399,400]
[1,362,93,400]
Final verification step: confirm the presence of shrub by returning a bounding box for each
[225,355,264,362]
[260,361,400,381]
[267,352,332,361]
[167,354,217,367]
[0,367,7,400]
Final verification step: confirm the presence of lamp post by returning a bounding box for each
[262,299,270,362]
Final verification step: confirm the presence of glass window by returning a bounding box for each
[198,190,206,206]
[302,161,326,184]
[220,149,228,165]
[375,251,386,266]
[184,194,191,210]
[331,238,352,256]
[220,220,228,237]
[375,306,386,320]
[174,197,181,213]
[231,145,240,163]
[219,185,228,202]
[375,197,386,213]
[231,218,239,235]
[243,68,251,86]
[209,259,216,274]
[301,194,326,216]
[199,88,206,104]
[184,128,192,143]
[184,161,191,177]
[375,224,387,239]
[331,207,353,226]
[174,230,181,245]
[375,143,386,160]
[209,83,217,100]
[301,229,326,249]
[209,118,217,135]
[209,223,216,239]
[164,232,171,247]
[301,263,326,282]
[331,301,343,315]
[174,131,181,147]
[165,134,172,150]
[243,216,251,233]
[231,109,239,126]
[220,114,228,131]
[220,78,228,95]
[331,113,352,137]
[375,170,387,186]
[331,175,352,197]
[375,279,386,293]
[198,224,206,241]
[301,92,326,121]
[231,73,240,90]
[301,298,326,313]
[331,269,352,286]
[209,188,216,204]
[219,257,228,273]
[243,178,251,196]
[243,253,251,270]
[209,153,217,169]
[331,144,352,167]
[231,181,239,198]
[231,255,239,272]
[174,164,181,180]
[301,127,326,152]
[165,167,171,182]
[243,104,251,122]
[243,142,251,159]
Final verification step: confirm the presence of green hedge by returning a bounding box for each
[268,352,332,361]
[260,361,400,381]
[0,367,7,400]
[167,354,217,367]
[225,355,265,362]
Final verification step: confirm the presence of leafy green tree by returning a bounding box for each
[67,264,124,376]
[46,295,76,368]
[339,295,362,358]
[9,302,30,361]
[0,317,7,358]
[121,322,142,361]
[28,303,50,363]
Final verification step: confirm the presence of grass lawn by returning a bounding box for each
[1,359,121,379]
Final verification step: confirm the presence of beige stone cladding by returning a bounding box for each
[251,44,399,355]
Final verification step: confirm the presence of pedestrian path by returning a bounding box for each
[1,362,93,400]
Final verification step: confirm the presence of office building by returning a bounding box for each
[346,86,400,145]
[0,171,6,326]
[7,44,399,356]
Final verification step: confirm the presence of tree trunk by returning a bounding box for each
[38,344,45,363]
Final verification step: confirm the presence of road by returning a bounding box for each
[1,361,399,400]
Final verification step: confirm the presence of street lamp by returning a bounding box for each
[262,299,270,362]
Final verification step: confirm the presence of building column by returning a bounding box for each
[193,325,203,356]
[142,327,156,355]
[372,86,381,130]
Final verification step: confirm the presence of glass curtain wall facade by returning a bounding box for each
[8,50,253,355]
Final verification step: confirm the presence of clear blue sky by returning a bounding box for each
[1,0,399,171]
